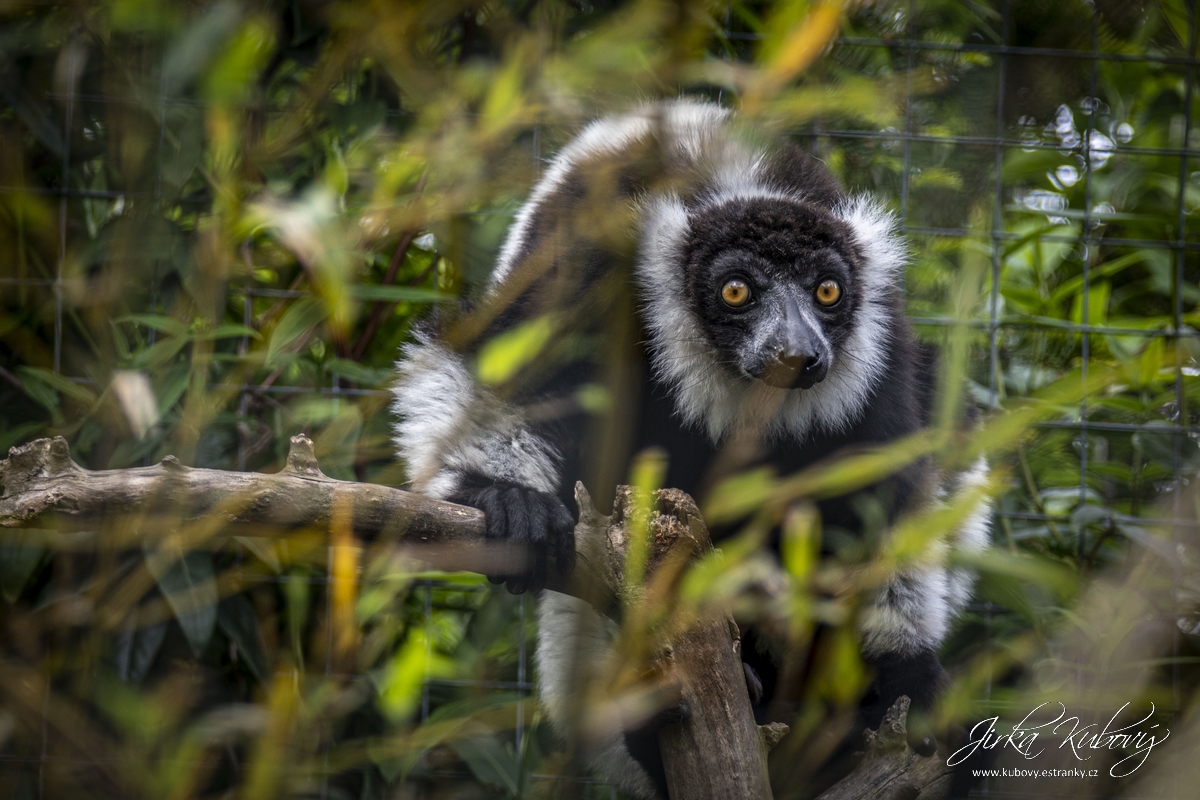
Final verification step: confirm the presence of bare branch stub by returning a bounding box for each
[814,697,952,800]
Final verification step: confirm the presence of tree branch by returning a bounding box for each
[0,434,614,613]
[641,488,777,799]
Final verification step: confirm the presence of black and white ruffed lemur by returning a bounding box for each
[391,100,991,799]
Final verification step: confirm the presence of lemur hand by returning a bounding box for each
[451,478,576,594]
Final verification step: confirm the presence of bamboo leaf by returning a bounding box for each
[114,606,168,684]
[350,285,447,303]
[266,298,327,367]
[143,546,218,658]
[475,316,555,386]
[218,594,269,683]
[0,529,46,603]
[118,314,191,339]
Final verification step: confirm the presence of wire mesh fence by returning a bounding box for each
[0,1,1197,798]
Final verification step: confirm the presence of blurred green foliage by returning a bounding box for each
[0,0,1198,798]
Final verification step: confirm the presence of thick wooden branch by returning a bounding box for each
[0,435,478,540]
[589,486,778,800]
[0,435,613,612]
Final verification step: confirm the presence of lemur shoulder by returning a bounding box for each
[392,100,991,799]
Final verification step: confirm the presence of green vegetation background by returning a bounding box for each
[0,1,1198,798]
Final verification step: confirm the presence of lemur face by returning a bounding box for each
[684,197,864,390]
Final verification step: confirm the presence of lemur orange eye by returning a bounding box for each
[815,280,842,307]
[720,279,752,307]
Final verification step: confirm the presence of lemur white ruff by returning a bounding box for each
[392,101,991,799]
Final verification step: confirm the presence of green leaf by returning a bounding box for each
[377,627,455,720]
[961,548,1078,602]
[0,529,47,602]
[1136,337,1166,388]
[1048,252,1143,307]
[117,313,191,339]
[161,1,244,95]
[266,298,328,367]
[1134,423,1200,470]
[1070,281,1110,327]
[199,324,262,341]
[0,422,45,456]
[218,594,269,683]
[704,467,777,525]
[234,536,282,573]
[350,284,446,303]
[131,335,190,370]
[17,367,97,407]
[160,105,205,188]
[999,285,1046,315]
[16,376,58,416]
[286,568,311,667]
[476,316,555,385]
[156,360,191,414]
[114,607,168,684]
[449,736,520,795]
[327,358,391,386]
[143,546,218,658]
[202,18,275,107]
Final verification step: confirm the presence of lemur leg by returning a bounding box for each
[537,592,661,799]
[858,566,953,754]
[858,461,992,752]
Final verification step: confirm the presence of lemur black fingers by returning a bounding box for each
[524,494,550,593]
[502,488,531,594]
[475,487,511,587]
[455,481,577,594]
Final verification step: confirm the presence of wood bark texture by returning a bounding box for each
[602,486,779,800]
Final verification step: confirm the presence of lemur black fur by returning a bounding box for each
[392,101,991,799]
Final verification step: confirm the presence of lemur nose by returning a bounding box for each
[761,349,827,389]
[801,355,828,385]
[771,349,827,389]
[777,351,810,374]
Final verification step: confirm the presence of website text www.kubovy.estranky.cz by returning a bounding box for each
[972,768,1101,779]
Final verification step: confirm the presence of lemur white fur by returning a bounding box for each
[391,100,990,799]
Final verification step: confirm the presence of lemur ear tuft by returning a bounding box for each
[834,195,907,296]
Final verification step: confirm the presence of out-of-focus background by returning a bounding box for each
[0,1,1197,798]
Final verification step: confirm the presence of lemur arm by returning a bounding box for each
[391,122,661,592]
